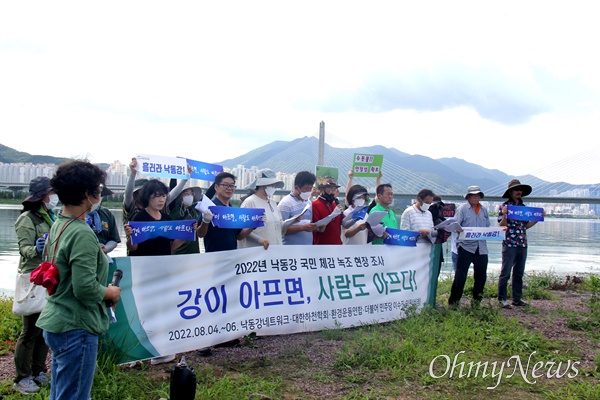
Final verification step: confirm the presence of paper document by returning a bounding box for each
[366,211,387,226]
[195,195,216,214]
[315,207,342,227]
[282,203,312,230]
[434,218,461,232]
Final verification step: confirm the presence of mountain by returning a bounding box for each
[0,144,71,165]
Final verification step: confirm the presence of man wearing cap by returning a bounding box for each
[497,179,545,308]
[278,171,318,245]
[448,185,491,307]
[312,178,344,245]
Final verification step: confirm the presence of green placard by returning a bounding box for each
[315,165,339,186]
[352,153,383,177]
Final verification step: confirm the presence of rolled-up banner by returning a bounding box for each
[209,206,265,229]
[459,227,505,241]
[383,228,421,247]
[128,220,196,244]
[184,158,223,182]
[507,205,544,222]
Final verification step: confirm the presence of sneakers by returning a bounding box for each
[33,371,49,387]
[14,376,40,394]
[500,300,512,309]
[512,300,528,307]
[150,354,176,365]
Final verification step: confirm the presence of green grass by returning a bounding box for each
[1,273,599,399]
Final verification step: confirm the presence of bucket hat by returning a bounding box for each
[181,182,203,202]
[502,179,532,198]
[247,169,284,189]
[464,185,484,199]
[23,176,52,203]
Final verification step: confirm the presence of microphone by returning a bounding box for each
[106,269,123,307]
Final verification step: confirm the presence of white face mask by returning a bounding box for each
[182,194,194,207]
[299,191,311,201]
[265,186,276,198]
[44,194,59,210]
[420,202,431,212]
[354,198,365,207]
[88,196,101,213]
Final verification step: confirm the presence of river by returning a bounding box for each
[1,206,599,295]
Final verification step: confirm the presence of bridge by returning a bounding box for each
[1,182,598,205]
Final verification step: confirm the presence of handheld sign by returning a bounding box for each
[507,205,544,222]
[459,227,506,241]
[209,206,265,229]
[129,220,196,245]
[352,153,383,178]
[383,228,421,247]
[183,158,223,182]
[136,154,189,180]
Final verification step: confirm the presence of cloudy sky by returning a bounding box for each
[1,1,599,184]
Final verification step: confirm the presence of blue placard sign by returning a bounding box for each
[184,158,223,182]
[383,228,421,247]
[209,206,265,229]
[507,205,544,222]
[128,220,196,245]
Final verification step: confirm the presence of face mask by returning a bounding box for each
[182,195,194,207]
[88,196,101,213]
[420,202,431,212]
[44,194,59,210]
[265,186,276,198]
[299,191,311,201]
[322,193,336,203]
[354,198,365,207]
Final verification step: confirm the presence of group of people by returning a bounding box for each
[12,155,543,398]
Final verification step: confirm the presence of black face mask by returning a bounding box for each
[321,193,336,203]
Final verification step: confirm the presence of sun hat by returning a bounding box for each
[101,184,114,196]
[181,182,203,202]
[133,178,149,193]
[247,169,284,189]
[464,185,484,199]
[23,176,52,203]
[318,178,341,188]
[502,179,532,198]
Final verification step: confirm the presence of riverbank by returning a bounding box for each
[1,272,599,399]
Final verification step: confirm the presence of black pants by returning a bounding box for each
[448,246,488,305]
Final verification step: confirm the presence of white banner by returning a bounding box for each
[459,227,506,241]
[106,244,433,363]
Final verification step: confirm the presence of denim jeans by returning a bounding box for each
[14,312,48,382]
[449,246,488,305]
[498,246,528,302]
[43,329,98,400]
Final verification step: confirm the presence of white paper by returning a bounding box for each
[434,218,462,232]
[346,205,368,218]
[315,207,342,227]
[366,211,387,226]
[109,307,117,323]
[194,195,216,214]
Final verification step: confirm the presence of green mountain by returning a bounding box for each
[0,144,71,165]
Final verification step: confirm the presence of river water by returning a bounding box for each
[1,206,599,295]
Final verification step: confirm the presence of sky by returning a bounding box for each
[1,1,599,185]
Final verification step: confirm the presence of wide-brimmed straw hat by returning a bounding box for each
[502,179,532,198]
[23,176,52,204]
[464,185,484,199]
[247,169,284,189]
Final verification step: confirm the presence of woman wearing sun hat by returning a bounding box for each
[12,176,57,394]
[238,168,285,249]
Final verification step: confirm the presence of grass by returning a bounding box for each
[1,272,599,399]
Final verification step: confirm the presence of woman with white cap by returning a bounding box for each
[238,168,285,249]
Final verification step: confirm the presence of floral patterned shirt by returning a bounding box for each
[498,200,528,248]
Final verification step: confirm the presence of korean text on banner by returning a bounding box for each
[136,154,189,179]
[104,244,434,364]
[352,153,383,178]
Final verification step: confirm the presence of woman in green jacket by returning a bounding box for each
[12,176,57,395]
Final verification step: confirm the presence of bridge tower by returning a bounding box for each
[318,121,325,166]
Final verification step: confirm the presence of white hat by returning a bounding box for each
[247,168,284,190]
[181,183,203,202]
